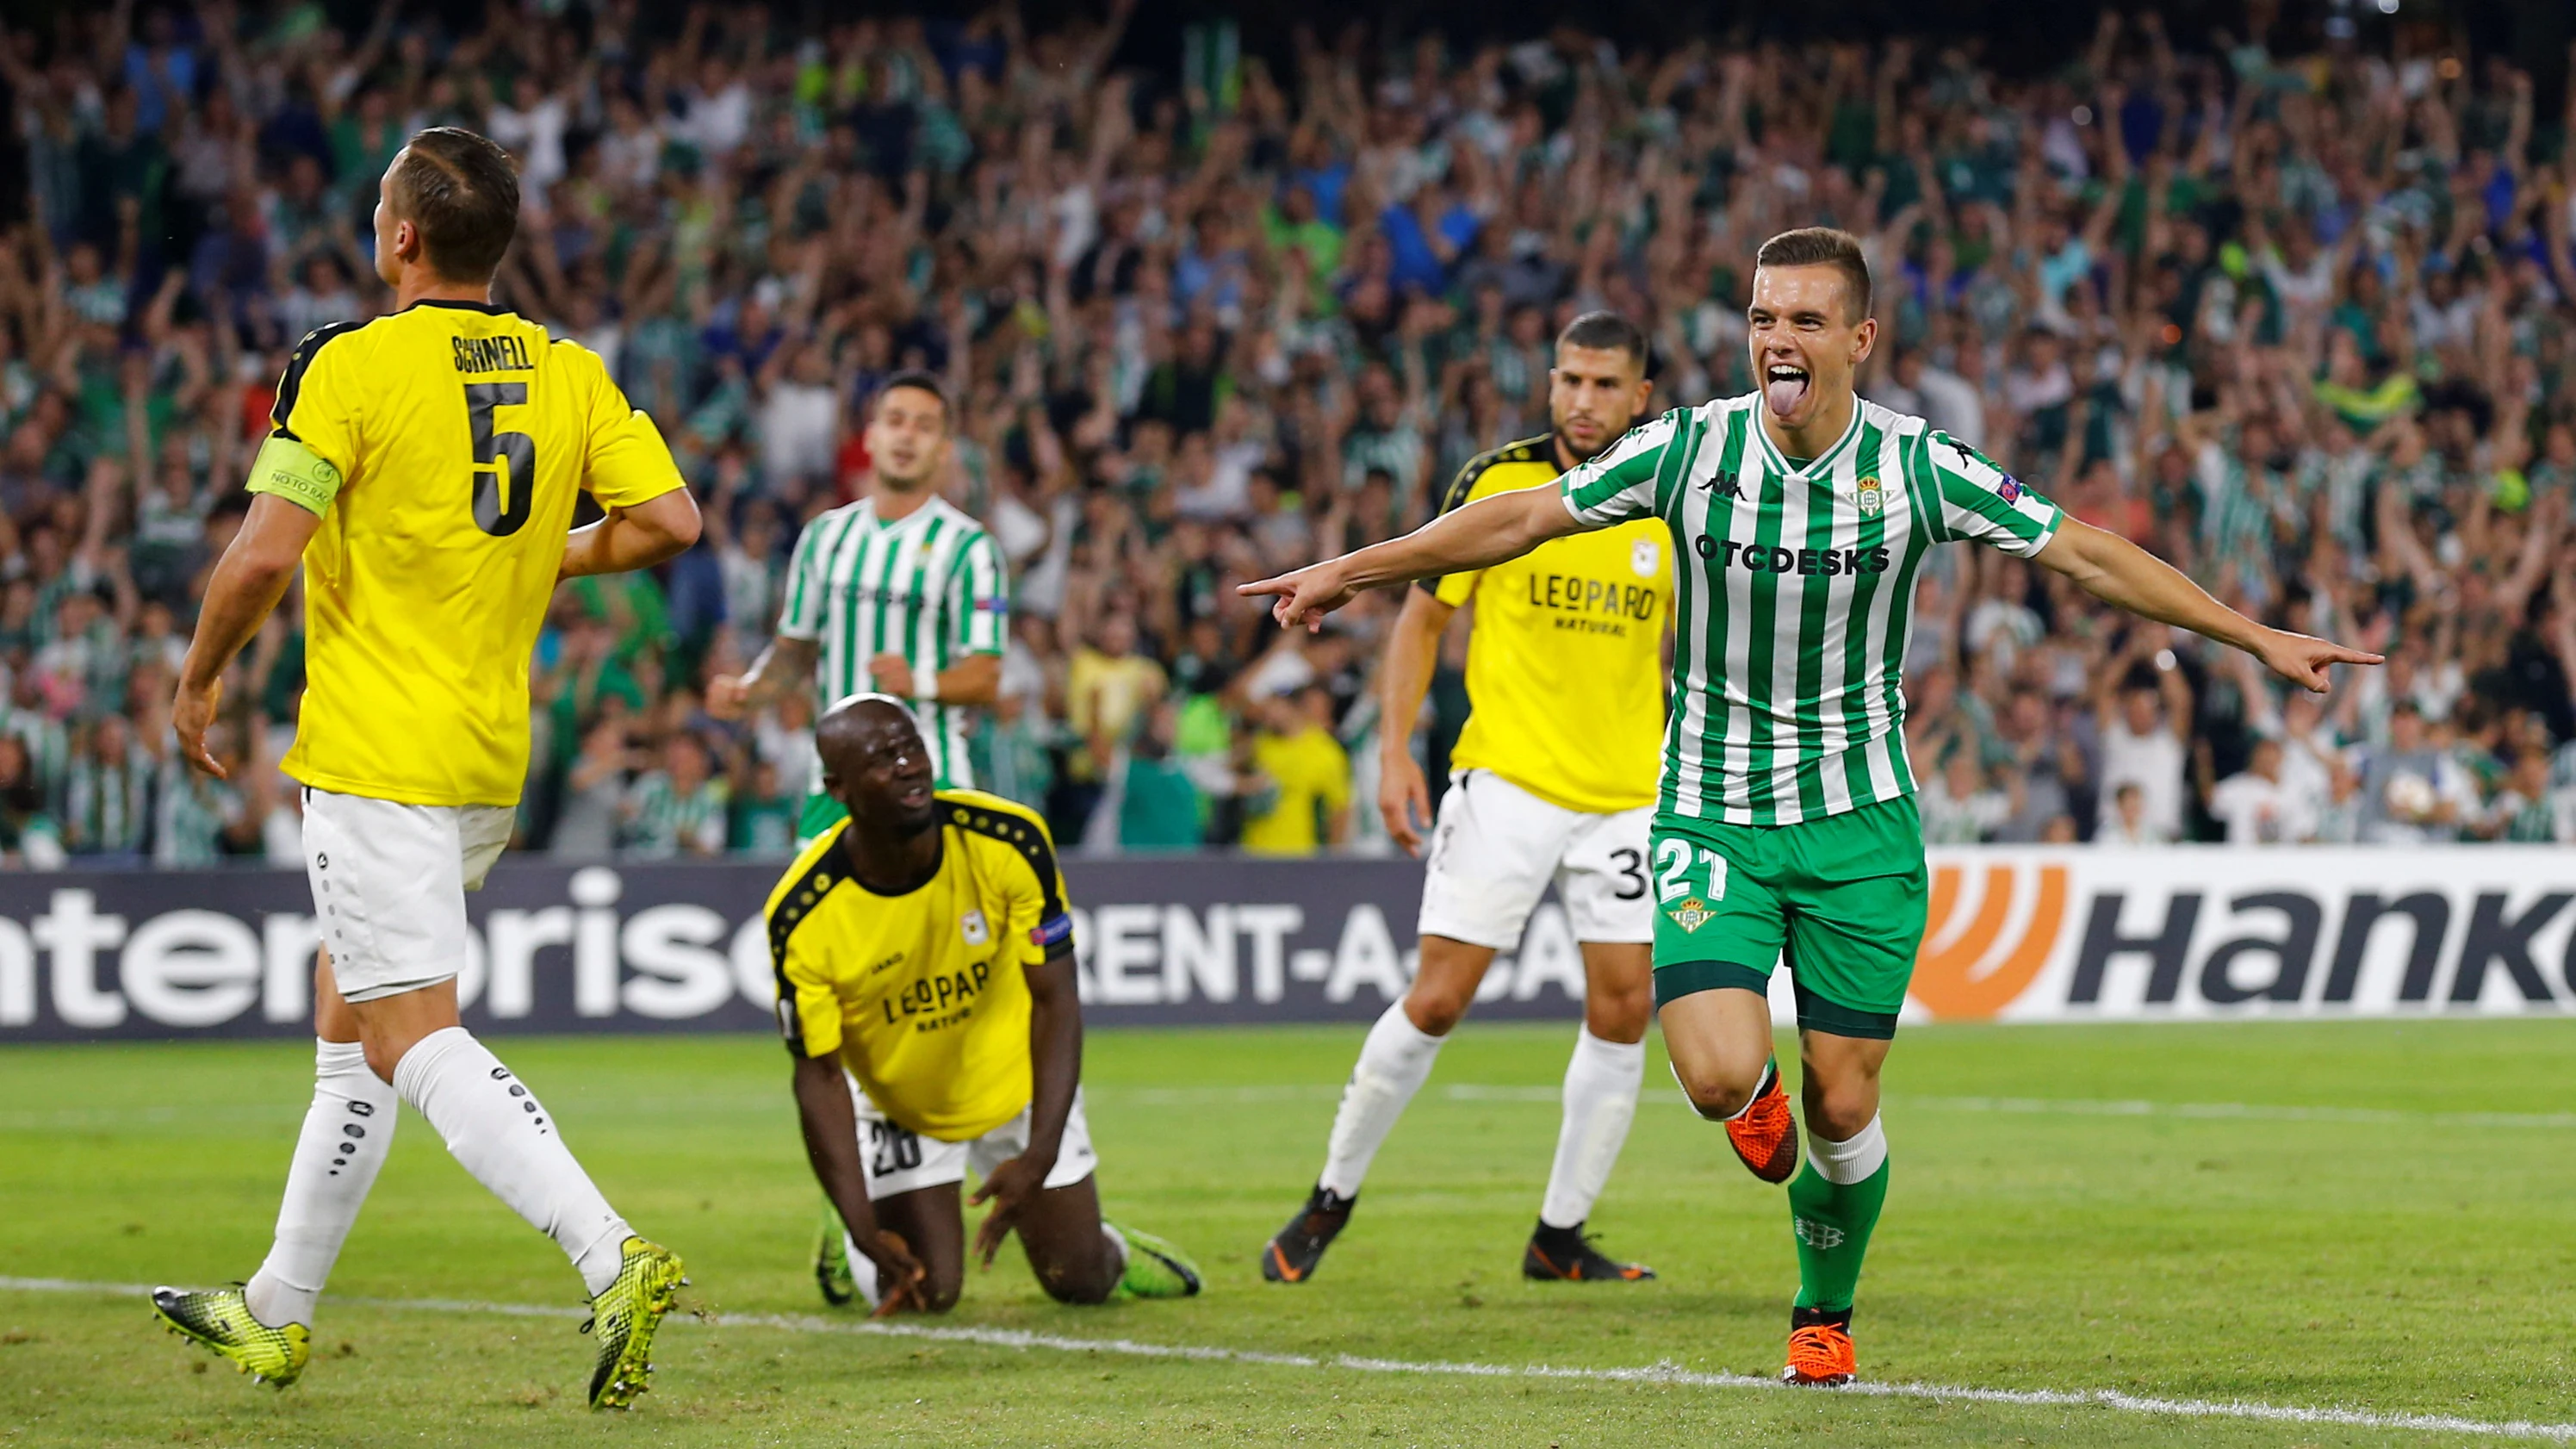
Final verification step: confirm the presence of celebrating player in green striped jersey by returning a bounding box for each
[711,370,1007,837]
[1242,227,2380,1388]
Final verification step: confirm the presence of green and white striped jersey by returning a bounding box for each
[777,494,1007,789]
[62,744,152,855]
[621,772,729,857]
[1560,393,2064,826]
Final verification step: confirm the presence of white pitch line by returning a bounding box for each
[6,1276,2569,1441]
[1896,1094,2576,1130]
[13,1088,2569,1134]
[1089,1083,2576,1130]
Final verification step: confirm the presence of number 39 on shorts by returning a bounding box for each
[1650,838,1727,905]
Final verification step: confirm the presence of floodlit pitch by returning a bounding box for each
[5,1020,2573,1446]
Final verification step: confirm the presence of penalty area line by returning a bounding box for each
[6,1276,2571,1440]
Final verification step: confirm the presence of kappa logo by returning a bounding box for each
[960,908,991,947]
[1855,476,1884,517]
[1703,470,1745,501]
[1793,1217,1845,1249]
[1907,862,2070,1020]
[1667,897,1716,933]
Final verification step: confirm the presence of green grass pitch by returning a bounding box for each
[3,1019,2573,1446]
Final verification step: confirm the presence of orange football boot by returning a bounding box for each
[1726,1060,1802,1184]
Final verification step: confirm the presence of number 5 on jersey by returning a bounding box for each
[465,382,535,537]
[1652,837,1726,933]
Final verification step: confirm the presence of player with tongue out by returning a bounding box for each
[1240,226,2379,1385]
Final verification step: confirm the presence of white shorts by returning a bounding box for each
[850,1075,1100,1202]
[1416,769,1654,949]
[302,787,515,1004]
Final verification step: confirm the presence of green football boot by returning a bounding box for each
[151,1284,311,1388]
[1108,1222,1203,1299]
[582,1237,687,1410]
[813,1201,856,1306]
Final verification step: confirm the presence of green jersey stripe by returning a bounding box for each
[777,496,1004,791]
[1559,394,2066,827]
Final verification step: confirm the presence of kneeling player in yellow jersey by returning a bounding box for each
[771,696,1201,1313]
[1263,313,1670,1285]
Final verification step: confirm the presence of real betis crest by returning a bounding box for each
[1667,897,1715,933]
[1855,476,1884,517]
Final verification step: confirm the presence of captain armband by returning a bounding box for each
[244,433,345,516]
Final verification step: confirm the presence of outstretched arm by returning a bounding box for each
[2032,518,2380,692]
[1238,484,1586,631]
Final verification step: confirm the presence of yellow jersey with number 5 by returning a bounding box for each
[261,302,684,806]
[1428,435,1672,813]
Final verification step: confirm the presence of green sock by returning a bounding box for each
[1787,1155,1889,1311]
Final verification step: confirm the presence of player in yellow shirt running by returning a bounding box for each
[152,127,700,1410]
[1262,312,1670,1284]
[773,695,1201,1312]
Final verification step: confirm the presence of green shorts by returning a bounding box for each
[797,792,848,846]
[1647,794,1928,1040]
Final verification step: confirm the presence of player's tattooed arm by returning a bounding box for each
[1238,484,1587,632]
[709,635,820,718]
[791,1054,926,1300]
[972,948,1081,1267]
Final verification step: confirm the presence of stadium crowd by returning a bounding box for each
[2,1,2575,868]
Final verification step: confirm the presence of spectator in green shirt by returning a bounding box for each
[1119,703,1205,850]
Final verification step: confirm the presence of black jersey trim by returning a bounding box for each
[941,798,1065,922]
[398,297,512,315]
[1417,434,1557,597]
[766,838,852,1055]
[269,321,366,440]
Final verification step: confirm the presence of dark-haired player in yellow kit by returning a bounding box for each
[1263,312,1669,1286]
[772,695,1201,1314]
[152,127,703,1410]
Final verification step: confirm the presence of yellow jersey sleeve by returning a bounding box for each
[1427,454,1493,607]
[1428,439,1557,607]
[568,342,686,509]
[946,792,1074,968]
[270,323,369,477]
[765,830,852,1059]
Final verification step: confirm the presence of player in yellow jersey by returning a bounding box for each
[773,696,1201,1313]
[1263,313,1671,1285]
[150,128,699,1411]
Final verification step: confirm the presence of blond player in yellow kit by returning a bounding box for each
[150,128,702,1411]
[1263,313,1671,1284]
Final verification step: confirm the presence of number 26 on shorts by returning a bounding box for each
[1650,838,1727,905]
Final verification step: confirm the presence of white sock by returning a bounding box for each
[842,1229,881,1309]
[1317,1003,1446,1198]
[1539,1029,1645,1230]
[1808,1113,1889,1185]
[245,1039,394,1328]
[390,1028,633,1296]
[1100,1222,1129,1277]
